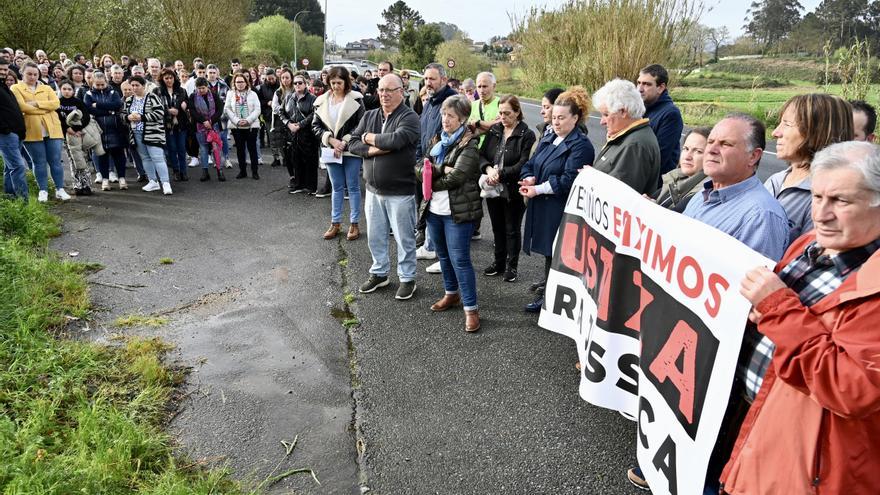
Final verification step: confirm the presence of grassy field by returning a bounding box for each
[495,60,880,132]
[0,190,250,493]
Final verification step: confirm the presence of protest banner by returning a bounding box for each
[538,167,772,495]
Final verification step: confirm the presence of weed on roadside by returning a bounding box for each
[159,257,174,265]
[115,314,170,328]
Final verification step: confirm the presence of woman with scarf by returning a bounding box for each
[224,73,262,179]
[417,95,483,333]
[155,68,190,181]
[187,77,225,181]
[311,66,364,240]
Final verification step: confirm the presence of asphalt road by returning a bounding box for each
[518,100,788,181]
[52,152,651,493]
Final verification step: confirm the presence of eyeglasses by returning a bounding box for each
[377,87,401,94]
[294,81,306,85]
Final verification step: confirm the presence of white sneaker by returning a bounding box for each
[426,261,441,274]
[37,190,49,202]
[101,179,110,191]
[142,180,161,192]
[224,159,233,169]
[416,245,437,260]
[94,172,103,183]
[188,157,199,168]
[109,170,118,183]
[118,178,127,190]
[162,183,173,195]
[55,188,71,201]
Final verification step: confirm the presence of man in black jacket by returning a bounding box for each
[0,57,29,199]
[257,68,282,167]
[349,74,421,301]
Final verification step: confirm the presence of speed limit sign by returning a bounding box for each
[302,58,310,67]
[447,59,455,69]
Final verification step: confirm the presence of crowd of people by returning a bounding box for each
[2,45,880,494]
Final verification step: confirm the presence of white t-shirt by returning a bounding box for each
[429,190,451,216]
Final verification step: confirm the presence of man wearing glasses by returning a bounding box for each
[348,74,422,300]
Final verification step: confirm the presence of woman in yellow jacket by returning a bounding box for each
[12,61,69,202]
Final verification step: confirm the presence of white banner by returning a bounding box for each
[539,167,773,495]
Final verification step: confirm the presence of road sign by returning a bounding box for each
[447,59,455,69]
[302,58,310,67]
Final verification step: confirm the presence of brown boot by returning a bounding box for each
[347,223,360,241]
[430,293,461,312]
[465,309,480,332]
[323,223,341,240]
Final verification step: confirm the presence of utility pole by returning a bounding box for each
[321,0,328,65]
[293,10,310,70]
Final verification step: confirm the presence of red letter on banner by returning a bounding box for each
[596,246,614,321]
[624,271,655,334]
[648,320,697,424]
[559,221,586,274]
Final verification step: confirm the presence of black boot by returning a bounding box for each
[236,168,247,179]
[251,165,260,180]
[217,168,226,182]
[200,169,210,182]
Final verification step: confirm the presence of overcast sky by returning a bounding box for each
[324,0,823,45]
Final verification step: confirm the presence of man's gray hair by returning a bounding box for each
[91,71,107,82]
[476,72,496,84]
[147,57,161,67]
[461,78,475,89]
[423,62,447,78]
[441,94,472,122]
[812,141,880,206]
[592,79,645,119]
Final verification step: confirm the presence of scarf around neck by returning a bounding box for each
[430,125,465,165]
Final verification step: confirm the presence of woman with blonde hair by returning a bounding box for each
[519,86,595,312]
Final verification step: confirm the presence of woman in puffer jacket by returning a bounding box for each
[84,71,127,191]
[224,73,262,179]
[124,76,172,195]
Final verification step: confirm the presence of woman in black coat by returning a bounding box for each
[83,72,127,190]
[187,77,225,181]
[154,68,190,181]
[478,95,536,283]
[518,87,595,313]
[275,70,319,193]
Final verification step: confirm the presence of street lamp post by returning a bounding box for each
[293,10,310,69]
[321,0,328,66]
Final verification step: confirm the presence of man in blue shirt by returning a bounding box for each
[638,64,684,178]
[627,113,790,493]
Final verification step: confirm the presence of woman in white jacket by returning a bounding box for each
[225,73,262,179]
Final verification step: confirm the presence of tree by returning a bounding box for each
[744,0,804,49]
[377,1,424,48]
[432,22,464,41]
[0,0,95,55]
[249,0,325,37]
[434,40,491,80]
[154,0,250,64]
[706,26,731,61]
[398,21,443,71]
[812,0,872,49]
[242,15,322,67]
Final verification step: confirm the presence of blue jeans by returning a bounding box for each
[165,130,187,176]
[23,138,64,191]
[97,147,127,178]
[365,191,417,282]
[220,128,229,161]
[195,131,213,169]
[426,212,477,310]
[326,155,362,224]
[134,133,170,183]
[0,133,30,199]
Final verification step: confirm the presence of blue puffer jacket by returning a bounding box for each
[84,87,125,149]
[417,85,457,161]
[644,90,683,177]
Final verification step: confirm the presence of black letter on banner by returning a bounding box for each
[638,397,654,449]
[583,341,606,383]
[616,352,639,396]
[552,284,578,321]
[652,435,678,495]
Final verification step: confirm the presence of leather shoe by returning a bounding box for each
[430,293,461,312]
[465,309,480,332]
[347,223,360,241]
[524,297,544,313]
[323,223,341,240]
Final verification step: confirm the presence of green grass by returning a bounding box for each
[115,314,170,328]
[0,197,248,493]
[159,257,174,265]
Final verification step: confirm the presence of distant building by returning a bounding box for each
[360,38,384,50]
[471,42,487,53]
[492,39,514,51]
[344,42,370,58]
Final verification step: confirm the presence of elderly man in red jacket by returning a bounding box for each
[720,140,880,494]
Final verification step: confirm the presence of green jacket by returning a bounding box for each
[594,118,661,196]
[417,130,483,224]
